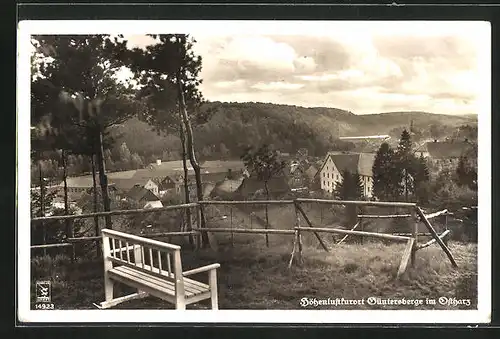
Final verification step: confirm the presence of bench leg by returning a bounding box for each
[104,273,114,302]
[209,269,218,310]
[175,302,186,310]
[95,291,149,309]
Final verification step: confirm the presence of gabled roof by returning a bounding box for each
[126,185,159,202]
[199,160,246,171]
[112,177,152,191]
[317,152,376,177]
[158,176,177,190]
[426,141,474,159]
[305,165,319,179]
[62,175,115,188]
[212,177,245,195]
[236,175,290,196]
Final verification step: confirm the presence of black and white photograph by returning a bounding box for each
[17,20,491,323]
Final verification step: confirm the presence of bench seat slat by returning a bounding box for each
[112,264,210,292]
[109,266,210,297]
[107,256,210,291]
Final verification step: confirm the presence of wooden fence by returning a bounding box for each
[30,199,456,278]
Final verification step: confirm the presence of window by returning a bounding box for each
[327,173,329,178]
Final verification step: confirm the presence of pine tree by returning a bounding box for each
[118,142,132,169]
[334,170,363,201]
[352,172,364,200]
[33,35,138,229]
[220,143,230,160]
[334,170,350,201]
[456,156,469,186]
[415,154,430,184]
[372,142,402,201]
[130,153,144,169]
[396,129,417,201]
[414,153,430,204]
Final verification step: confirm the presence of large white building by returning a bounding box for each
[317,152,376,198]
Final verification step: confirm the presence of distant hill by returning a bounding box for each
[113,102,477,161]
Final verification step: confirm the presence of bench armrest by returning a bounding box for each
[182,263,220,277]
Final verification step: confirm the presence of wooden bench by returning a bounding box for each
[94,229,220,310]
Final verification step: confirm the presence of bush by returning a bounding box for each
[430,178,477,211]
[429,167,476,207]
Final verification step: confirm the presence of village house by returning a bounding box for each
[284,159,309,190]
[414,140,431,158]
[304,164,320,190]
[317,151,376,198]
[156,176,177,197]
[210,176,246,200]
[235,174,290,200]
[126,184,163,209]
[60,176,118,202]
[425,140,475,166]
[31,183,63,197]
[58,159,248,205]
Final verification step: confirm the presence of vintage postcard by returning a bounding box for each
[17,20,491,323]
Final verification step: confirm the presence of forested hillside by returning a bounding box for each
[33,101,477,183]
[114,101,477,161]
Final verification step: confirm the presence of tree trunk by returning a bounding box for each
[61,149,73,259]
[179,123,193,246]
[91,154,100,255]
[264,182,270,247]
[176,70,208,247]
[39,161,46,256]
[96,130,112,229]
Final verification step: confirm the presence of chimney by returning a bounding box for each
[156,159,161,166]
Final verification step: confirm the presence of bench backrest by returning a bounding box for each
[101,229,185,298]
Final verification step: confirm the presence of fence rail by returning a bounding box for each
[29,198,458,278]
[31,202,200,223]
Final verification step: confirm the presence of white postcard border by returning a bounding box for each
[17,20,492,324]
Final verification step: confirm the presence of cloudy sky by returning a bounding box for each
[119,22,487,115]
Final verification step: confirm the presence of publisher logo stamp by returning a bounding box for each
[35,280,51,303]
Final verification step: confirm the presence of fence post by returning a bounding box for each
[443,212,449,246]
[70,220,75,263]
[264,202,270,247]
[359,206,364,245]
[187,206,194,249]
[294,202,303,263]
[42,221,47,257]
[410,207,418,267]
[197,204,204,250]
[230,205,234,247]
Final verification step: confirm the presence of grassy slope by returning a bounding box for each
[31,235,477,310]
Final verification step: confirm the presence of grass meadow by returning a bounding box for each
[30,230,477,310]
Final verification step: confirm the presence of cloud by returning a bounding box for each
[124,35,158,49]
[251,82,304,91]
[119,27,483,115]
